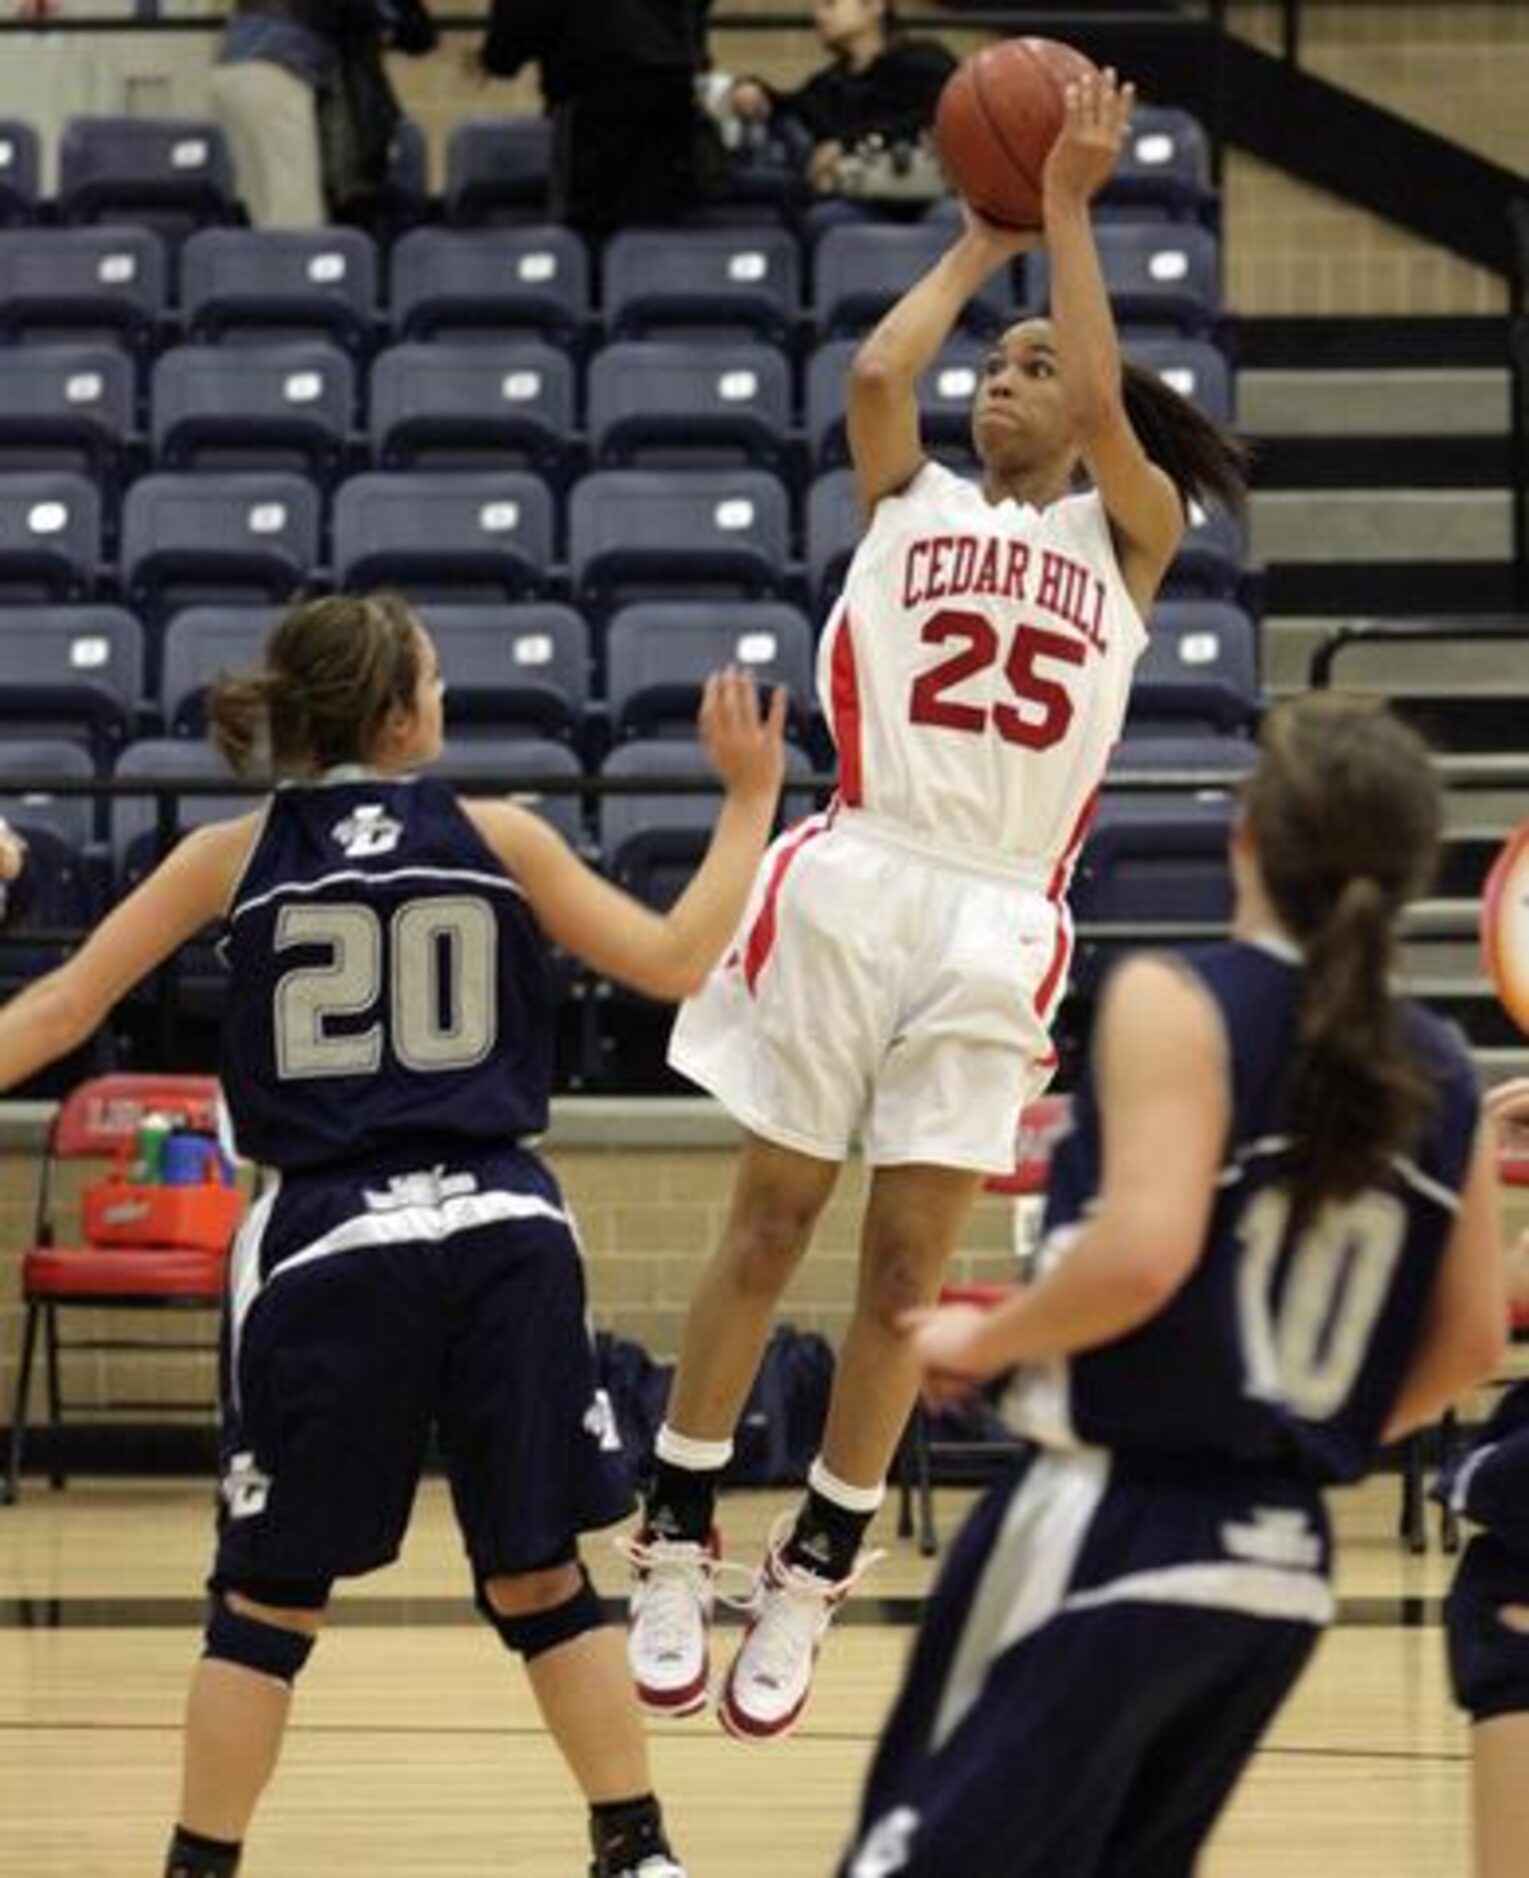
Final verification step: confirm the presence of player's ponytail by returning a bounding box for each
[1243,694,1442,1222]
[1121,359,1250,519]
[209,592,422,779]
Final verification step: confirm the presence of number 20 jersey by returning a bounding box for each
[1006,940,1482,1485]
[220,774,555,1171]
[817,461,1149,869]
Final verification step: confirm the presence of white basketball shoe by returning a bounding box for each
[621,1530,722,1719]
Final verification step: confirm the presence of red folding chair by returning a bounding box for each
[3,1072,239,1504]
[895,1095,1074,1556]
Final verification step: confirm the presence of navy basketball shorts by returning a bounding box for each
[211,1145,632,1593]
[839,1446,1329,1878]
[1447,1534,1529,1723]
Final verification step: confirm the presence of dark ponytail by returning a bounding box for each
[1243,694,1443,1221]
[209,592,422,780]
[1121,358,1250,519]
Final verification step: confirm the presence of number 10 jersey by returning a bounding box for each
[817,461,1149,873]
[221,773,555,1172]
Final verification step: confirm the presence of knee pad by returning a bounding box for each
[204,1593,323,1686]
[476,1563,607,1661]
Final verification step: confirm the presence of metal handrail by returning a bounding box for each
[1307,615,1529,693]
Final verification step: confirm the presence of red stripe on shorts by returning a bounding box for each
[829,607,864,807]
[742,818,830,994]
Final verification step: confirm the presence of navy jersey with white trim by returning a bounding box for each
[221,775,554,1170]
[1007,940,1480,1482]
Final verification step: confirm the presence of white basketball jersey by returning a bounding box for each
[816,462,1149,880]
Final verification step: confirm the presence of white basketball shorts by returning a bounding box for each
[669,809,1071,1173]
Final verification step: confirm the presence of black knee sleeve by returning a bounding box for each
[476,1563,607,1661]
[203,1595,320,1685]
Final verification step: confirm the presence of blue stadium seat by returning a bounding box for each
[0,227,167,353]
[806,468,863,616]
[121,472,319,628]
[415,602,588,745]
[158,605,275,736]
[1165,501,1246,599]
[0,606,141,768]
[807,337,984,470]
[445,116,552,225]
[391,227,589,350]
[605,601,813,742]
[0,473,102,603]
[1102,106,1214,224]
[599,739,816,911]
[1131,600,1259,736]
[181,227,378,351]
[0,345,136,497]
[604,227,801,345]
[1108,735,1257,784]
[815,225,1015,338]
[0,738,97,849]
[1071,795,1236,928]
[57,117,236,251]
[372,118,433,243]
[587,342,791,471]
[111,738,249,885]
[570,470,792,615]
[370,342,575,479]
[1126,336,1234,424]
[0,121,39,228]
[1031,225,1220,335]
[152,343,354,483]
[333,472,555,603]
[435,736,586,848]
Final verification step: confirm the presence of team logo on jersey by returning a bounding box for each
[363,1168,480,1213]
[849,1807,920,1877]
[584,1387,622,1452]
[221,1449,272,1521]
[1222,1506,1323,1571]
[332,802,403,858]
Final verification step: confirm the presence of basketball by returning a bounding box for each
[1482,820,1529,1037]
[935,36,1101,229]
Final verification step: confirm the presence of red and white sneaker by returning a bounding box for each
[718,1518,882,1742]
[619,1530,722,1719]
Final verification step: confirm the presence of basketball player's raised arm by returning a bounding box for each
[848,213,1033,511]
[907,956,1227,1390]
[1042,70,1184,602]
[468,670,786,1002]
[0,815,259,1095]
[1384,1122,1509,1442]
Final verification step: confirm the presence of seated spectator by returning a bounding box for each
[478,0,717,235]
[727,0,954,194]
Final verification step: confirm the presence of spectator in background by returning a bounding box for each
[211,0,437,231]
[727,0,954,194]
[477,0,716,236]
[0,819,25,926]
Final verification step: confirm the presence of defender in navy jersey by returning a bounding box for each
[840,695,1506,1878]
[0,593,786,1878]
[1443,1078,1529,1878]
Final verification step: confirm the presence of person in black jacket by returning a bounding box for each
[727,0,954,193]
[478,0,715,234]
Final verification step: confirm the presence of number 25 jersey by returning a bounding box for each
[220,773,554,1171]
[817,461,1149,869]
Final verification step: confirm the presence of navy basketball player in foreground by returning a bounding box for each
[628,67,1252,1744]
[840,694,1507,1878]
[0,593,786,1878]
[1444,1076,1529,1878]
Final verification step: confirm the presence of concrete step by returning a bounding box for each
[1258,615,1529,695]
[1239,367,1510,438]
[1249,489,1514,563]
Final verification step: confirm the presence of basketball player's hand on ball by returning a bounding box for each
[902,1303,1006,1408]
[699,668,788,805]
[958,201,1042,263]
[1043,66,1135,207]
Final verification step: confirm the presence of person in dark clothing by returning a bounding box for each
[728,0,954,194]
[478,0,716,235]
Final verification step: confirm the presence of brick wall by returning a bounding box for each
[388,0,1525,315]
[0,1126,1019,1415]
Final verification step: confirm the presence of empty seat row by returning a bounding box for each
[0,220,1223,352]
[0,334,1237,495]
[0,465,1250,627]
